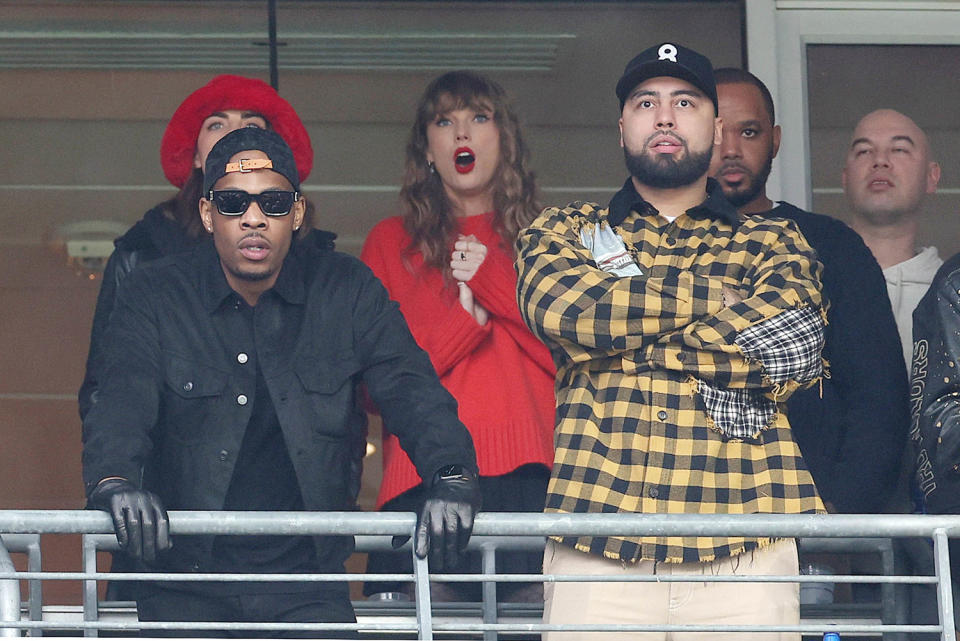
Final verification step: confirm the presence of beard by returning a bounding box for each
[227,265,275,282]
[715,153,774,208]
[624,136,714,189]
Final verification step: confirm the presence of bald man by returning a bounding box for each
[843,109,942,370]
[844,109,945,630]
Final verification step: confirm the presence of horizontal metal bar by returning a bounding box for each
[0,571,411,582]
[0,510,416,535]
[355,534,546,553]
[436,573,935,584]
[0,619,942,633]
[473,512,960,538]
[5,510,960,538]
[0,570,936,586]
[437,623,938,633]
[0,619,415,631]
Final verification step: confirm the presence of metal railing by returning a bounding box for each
[0,534,41,638]
[0,537,18,639]
[80,532,547,639]
[1,510,959,639]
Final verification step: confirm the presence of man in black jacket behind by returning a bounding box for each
[912,253,960,634]
[708,68,908,515]
[82,127,481,637]
[914,254,960,562]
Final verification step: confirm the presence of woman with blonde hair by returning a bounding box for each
[361,70,555,602]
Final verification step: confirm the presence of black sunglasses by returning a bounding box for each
[209,190,300,217]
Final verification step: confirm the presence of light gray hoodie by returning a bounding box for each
[883,245,942,371]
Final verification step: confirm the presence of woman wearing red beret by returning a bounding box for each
[79,75,325,421]
[361,71,556,603]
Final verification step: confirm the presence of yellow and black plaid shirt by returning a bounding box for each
[517,178,826,564]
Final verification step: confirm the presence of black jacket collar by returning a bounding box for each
[114,205,197,255]
[607,177,740,229]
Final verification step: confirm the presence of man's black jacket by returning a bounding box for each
[913,252,960,576]
[81,238,477,573]
[78,206,337,421]
[915,251,960,515]
[766,203,908,513]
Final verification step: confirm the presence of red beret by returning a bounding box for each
[160,74,313,188]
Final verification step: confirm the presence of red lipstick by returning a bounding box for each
[454,147,476,174]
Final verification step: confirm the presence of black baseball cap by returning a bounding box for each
[203,127,301,196]
[615,42,718,112]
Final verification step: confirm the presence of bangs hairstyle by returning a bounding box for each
[400,70,540,280]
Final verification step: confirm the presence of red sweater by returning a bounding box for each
[361,213,556,507]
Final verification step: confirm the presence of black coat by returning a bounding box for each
[914,251,960,514]
[913,252,960,576]
[78,207,336,419]
[81,239,477,573]
[79,206,196,420]
[766,203,909,513]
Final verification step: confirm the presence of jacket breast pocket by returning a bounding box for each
[294,350,363,437]
[163,354,229,443]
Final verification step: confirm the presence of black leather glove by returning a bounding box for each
[414,465,481,570]
[88,478,171,564]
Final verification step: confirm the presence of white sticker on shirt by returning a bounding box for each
[579,222,643,277]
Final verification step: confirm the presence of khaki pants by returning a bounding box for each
[542,538,800,640]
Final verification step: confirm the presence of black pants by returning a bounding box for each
[136,586,358,638]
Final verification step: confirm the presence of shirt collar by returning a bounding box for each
[197,239,307,313]
[607,177,740,229]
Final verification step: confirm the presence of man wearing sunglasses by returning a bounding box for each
[81,127,480,636]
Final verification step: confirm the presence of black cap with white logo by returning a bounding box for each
[615,42,718,112]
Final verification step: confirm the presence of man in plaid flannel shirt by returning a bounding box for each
[517,43,826,640]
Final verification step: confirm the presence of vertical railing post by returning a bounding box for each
[0,535,43,636]
[933,528,956,641]
[0,536,22,637]
[81,535,102,637]
[481,542,497,641]
[24,536,42,637]
[412,541,433,640]
[879,537,905,641]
